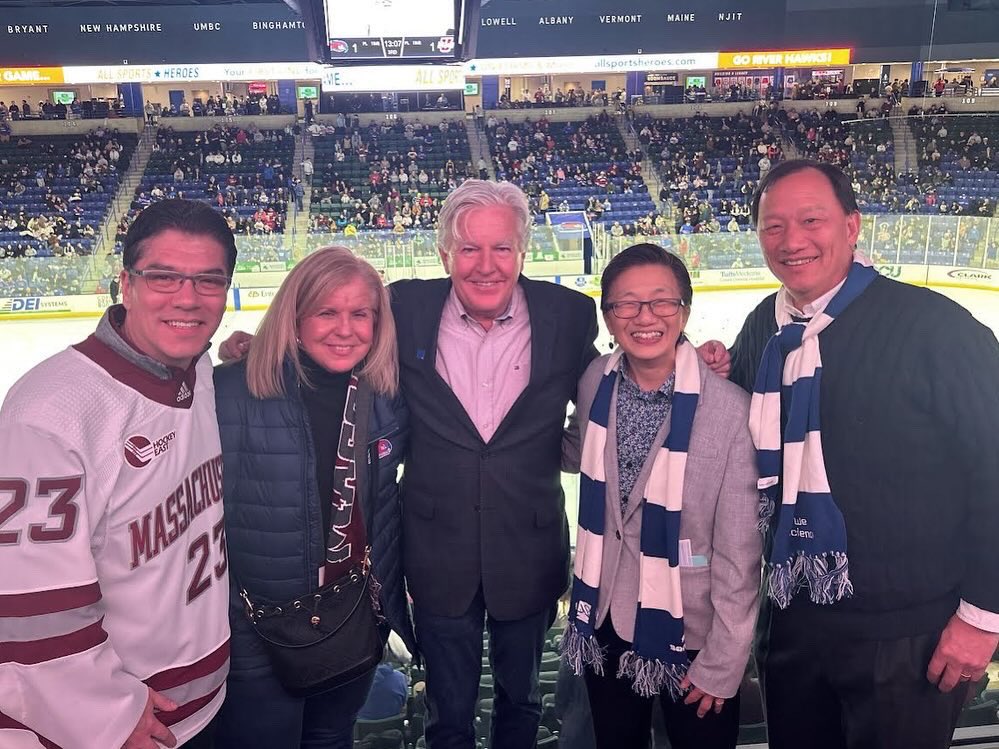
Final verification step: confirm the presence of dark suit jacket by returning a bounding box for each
[391,276,598,620]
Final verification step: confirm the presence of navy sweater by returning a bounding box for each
[730,276,999,638]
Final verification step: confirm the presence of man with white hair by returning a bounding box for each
[391,179,598,749]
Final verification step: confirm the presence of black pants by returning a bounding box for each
[414,587,556,749]
[583,619,740,749]
[759,612,970,749]
[185,717,217,749]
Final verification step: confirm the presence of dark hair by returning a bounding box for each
[600,243,693,308]
[750,159,859,226]
[123,199,237,274]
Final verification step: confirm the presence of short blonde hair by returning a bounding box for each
[245,246,398,399]
[436,179,532,256]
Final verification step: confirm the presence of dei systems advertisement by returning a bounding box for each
[475,0,786,57]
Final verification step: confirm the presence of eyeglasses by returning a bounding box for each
[604,298,686,319]
[128,268,231,296]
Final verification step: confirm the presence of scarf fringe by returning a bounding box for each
[617,650,688,700]
[559,621,606,676]
[756,490,775,535]
[768,551,853,609]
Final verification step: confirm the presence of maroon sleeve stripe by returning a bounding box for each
[145,640,230,692]
[0,712,62,748]
[0,618,107,665]
[0,582,101,617]
[156,684,223,728]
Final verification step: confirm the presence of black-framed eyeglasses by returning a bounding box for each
[128,268,231,296]
[604,298,686,319]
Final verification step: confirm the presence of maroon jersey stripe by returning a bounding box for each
[0,582,101,617]
[144,640,230,691]
[0,711,63,747]
[156,684,223,727]
[0,618,107,665]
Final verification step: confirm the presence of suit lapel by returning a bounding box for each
[489,277,554,442]
[412,279,483,444]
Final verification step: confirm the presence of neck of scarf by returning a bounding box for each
[561,340,701,699]
[323,372,361,585]
[749,261,878,608]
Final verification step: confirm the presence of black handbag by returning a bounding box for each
[238,551,383,696]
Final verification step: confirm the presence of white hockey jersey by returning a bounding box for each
[0,315,229,749]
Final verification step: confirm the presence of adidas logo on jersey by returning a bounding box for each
[176,381,192,403]
[124,430,177,468]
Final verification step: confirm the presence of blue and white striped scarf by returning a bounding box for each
[561,341,700,699]
[749,261,877,608]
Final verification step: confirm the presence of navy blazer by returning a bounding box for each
[391,276,598,620]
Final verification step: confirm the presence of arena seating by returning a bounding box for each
[120,124,295,263]
[309,119,473,233]
[487,113,657,227]
[0,129,136,294]
[637,111,777,259]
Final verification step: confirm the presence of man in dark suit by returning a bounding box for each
[391,179,598,749]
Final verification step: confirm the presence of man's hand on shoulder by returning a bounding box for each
[121,688,178,749]
[927,614,999,693]
[697,340,732,379]
[218,330,253,362]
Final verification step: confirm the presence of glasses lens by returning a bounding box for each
[143,270,183,292]
[193,275,230,295]
[613,302,640,319]
[650,300,681,317]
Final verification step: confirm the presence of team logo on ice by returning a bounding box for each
[124,431,176,468]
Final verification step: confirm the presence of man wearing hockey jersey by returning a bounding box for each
[0,199,236,749]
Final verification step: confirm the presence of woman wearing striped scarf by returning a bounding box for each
[561,244,762,749]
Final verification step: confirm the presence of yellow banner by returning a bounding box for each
[0,67,64,85]
[717,49,851,69]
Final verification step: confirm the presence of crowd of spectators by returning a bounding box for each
[486,112,656,225]
[638,110,781,235]
[308,118,474,234]
[147,93,287,120]
[122,123,293,240]
[492,86,627,110]
[0,127,132,266]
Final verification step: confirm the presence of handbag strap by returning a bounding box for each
[239,546,372,625]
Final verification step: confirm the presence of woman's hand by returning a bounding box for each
[219,330,253,362]
[680,674,725,718]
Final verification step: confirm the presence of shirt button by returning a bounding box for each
[615,530,622,540]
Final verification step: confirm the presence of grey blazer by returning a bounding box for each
[563,353,762,698]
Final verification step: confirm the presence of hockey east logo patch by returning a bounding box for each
[124,431,176,468]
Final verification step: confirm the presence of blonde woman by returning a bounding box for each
[213,247,415,749]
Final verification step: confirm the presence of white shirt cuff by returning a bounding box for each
[957,600,999,634]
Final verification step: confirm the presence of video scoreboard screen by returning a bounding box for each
[322,0,457,59]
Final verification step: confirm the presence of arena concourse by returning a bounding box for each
[1,0,999,746]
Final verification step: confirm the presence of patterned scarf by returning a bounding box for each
[322,373,359,585]
[749,261,877,608]
[562,341,701,699]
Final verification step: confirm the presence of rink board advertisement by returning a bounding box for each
[0,289,237,320]
[0,265,992,320]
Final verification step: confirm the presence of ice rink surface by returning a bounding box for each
[1,286,997,402]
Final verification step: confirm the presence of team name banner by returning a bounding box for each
[0,6,308,65]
